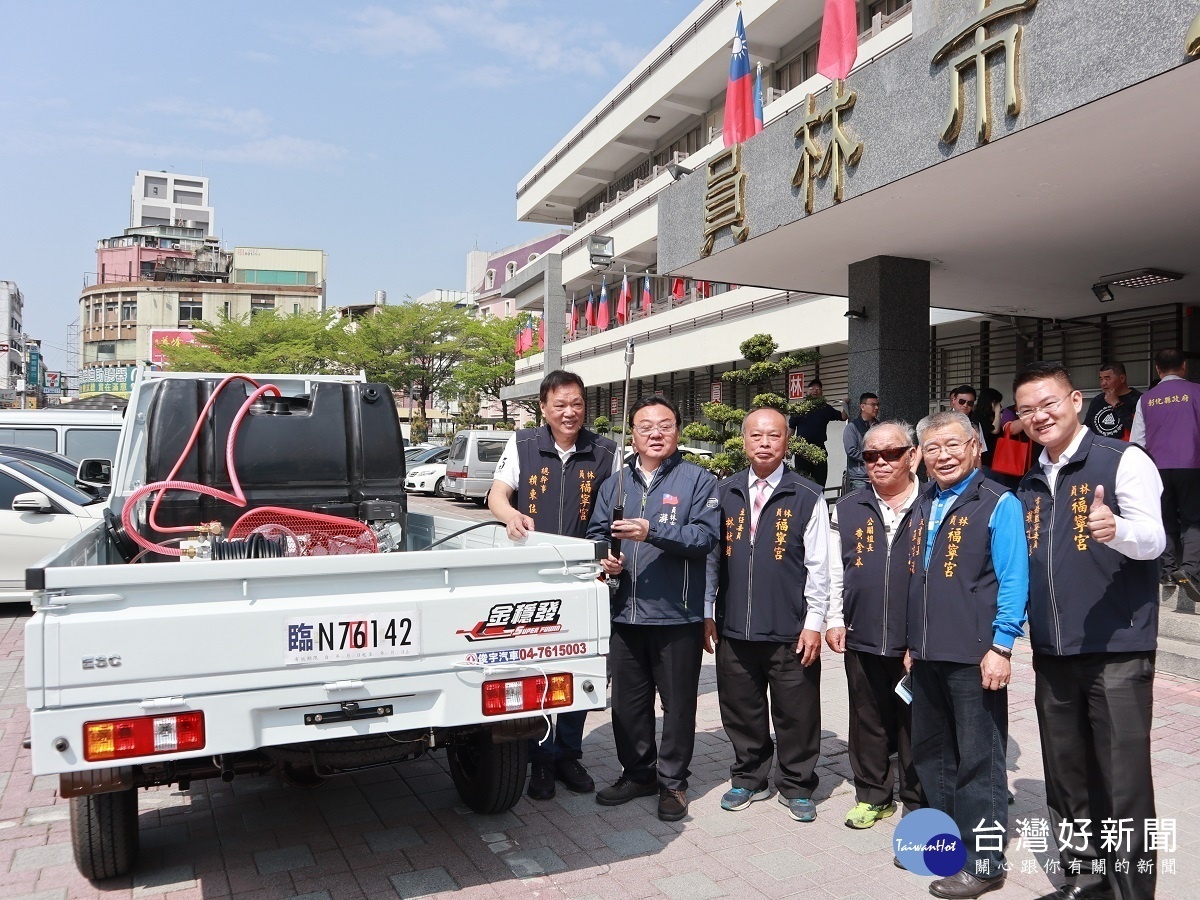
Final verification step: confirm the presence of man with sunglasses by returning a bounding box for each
[587,396,720,822]
[1015,362,1164,900]
[907,410,1028,898]
[826,421,925,830]
[703,408,831,824]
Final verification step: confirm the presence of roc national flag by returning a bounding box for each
[585,287,596,327]
[537,316,545,350]
[616,271,630,325]
[723,10,754,146]
[569,291,578,337]
[597,277,610,330]
[753,63,764,134]
[642,276,653,317]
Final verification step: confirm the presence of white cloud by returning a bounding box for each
[138,101,272,138]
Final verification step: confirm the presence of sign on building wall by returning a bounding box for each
[80,366,138,398]
[710,381,723,403]
[788,371,805,400]
[151,328,203,365]
[610,396,620,416]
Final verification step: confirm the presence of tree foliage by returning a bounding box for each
[455,315,520,425]
[156,310,345,374]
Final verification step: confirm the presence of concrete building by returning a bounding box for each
[131,171,214,235]
[1,280,25,403]
[508,0,1199,486]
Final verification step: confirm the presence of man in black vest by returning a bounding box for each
[826,420,924,829]
[908,410,1028,899]
[703,407,829,823]
[489,369,618,801]
[1014,362,1164,900]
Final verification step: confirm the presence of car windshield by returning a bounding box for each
[406,446,447,464]
[5,459,98,506]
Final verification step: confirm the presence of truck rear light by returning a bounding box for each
[83,711,205,762]
[481,674,573,716]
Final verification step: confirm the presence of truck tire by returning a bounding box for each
[447,728,528,814]
[70,788,139,880]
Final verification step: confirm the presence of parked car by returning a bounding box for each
[0,455,107,603]
[405,445,449,466]
[0,408,123,462]
[0,444,110,497]
[406,460,449,497]
[443,430,512,504]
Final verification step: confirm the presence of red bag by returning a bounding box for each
[991,422,1032,478]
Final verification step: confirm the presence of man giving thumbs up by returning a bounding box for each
[1013,362,1165,900]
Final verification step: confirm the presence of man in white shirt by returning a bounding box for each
[703,408,830,823]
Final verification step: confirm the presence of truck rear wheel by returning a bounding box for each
[447,728,528,814]
[71,788,139,880]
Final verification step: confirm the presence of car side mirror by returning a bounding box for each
[12,491,54,514]
[77,458,112,489]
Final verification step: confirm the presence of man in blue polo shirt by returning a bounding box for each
[907,410,1028,899]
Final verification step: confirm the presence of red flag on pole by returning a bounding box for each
[585,287,596,327]
[569,293,578,338]
[671,278,686,300]
[597,278,610,330]
[816,0,859,81]
[537,316,545,350]
[723,10,755,146]
[642,277,653,317]
[616,272,630,325]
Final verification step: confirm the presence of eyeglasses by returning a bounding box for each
[1015,395,1070,420]
[634,422,677,436]
[922,438,975,457]
[863,447,912,464]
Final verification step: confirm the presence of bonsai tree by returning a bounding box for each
[681,334,825,476]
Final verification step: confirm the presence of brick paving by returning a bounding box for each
[2,496,1198,898]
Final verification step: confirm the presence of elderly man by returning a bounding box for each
[826,420,924,829]
[587,397,720,822]
[908,410,1028,899]
[844,392,880,492]
[1015,362,1164,900]
[1085,361,1140,442]
[703,408,830,822]
[489,369,619,800]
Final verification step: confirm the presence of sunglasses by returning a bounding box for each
[863,447,911,464]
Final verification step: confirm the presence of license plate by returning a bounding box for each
[284,613,419,665]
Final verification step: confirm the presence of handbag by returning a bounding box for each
[991,421,1032,478]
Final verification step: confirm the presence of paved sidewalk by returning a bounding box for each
[3,595,1199,899]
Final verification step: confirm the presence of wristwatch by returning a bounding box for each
[991,644,1013,659]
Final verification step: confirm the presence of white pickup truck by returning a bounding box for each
[22,373,610,880]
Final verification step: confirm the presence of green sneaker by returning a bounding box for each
[844,801,896,829]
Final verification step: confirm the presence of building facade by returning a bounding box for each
[510,0,1199,485]
[131,171,214,235]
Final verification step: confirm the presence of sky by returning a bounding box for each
[0,1,691,373]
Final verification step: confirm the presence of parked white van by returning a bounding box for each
[0,408,124,463]
[443,429,512,503]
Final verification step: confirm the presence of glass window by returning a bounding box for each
[0,471,23,509]
[477,439,509,463]
[179,302,203,322]
[5,460,95,506]
[121,301,137,321]
[0,428,56,451]
[64,428,120,463]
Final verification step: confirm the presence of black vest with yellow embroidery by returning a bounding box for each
[1017,431,1158,656]
[714,468,823,642]
[836,488,917,657]
[514,426,617,538]
[907,472,1006,664]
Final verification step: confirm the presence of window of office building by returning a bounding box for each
[121,300,137,321]
[250,295,275,316]
[868,0,908,21]
[775,43,820,93]
[179,301,203,322]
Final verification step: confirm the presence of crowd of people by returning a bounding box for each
[487,351,1197,900]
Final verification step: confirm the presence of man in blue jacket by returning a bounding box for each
[703,408,830,823]
[908,410,1028,899]
[587,396,721,822]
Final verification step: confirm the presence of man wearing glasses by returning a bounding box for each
[703,408,830,824]
[1014,362,1163,900]
[843,393,880,491]
[826,421,925,830]
[587,397,720,822]
[949,384,989,461]
[907,410,1028,899]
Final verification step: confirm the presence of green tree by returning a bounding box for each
[455,315,519,425]
[680,334,823,476]
[156,310,344,373]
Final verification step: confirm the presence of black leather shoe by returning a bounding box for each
[596,776,657,806]
[1036,887,1114,900]
[527,761,555,800]
[658,788,688,821]
[554,758,595,793]
[929,870,1005,899]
